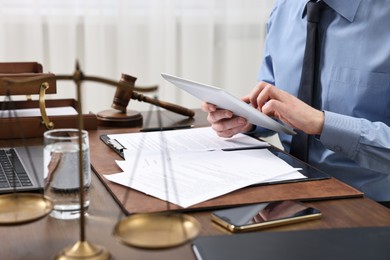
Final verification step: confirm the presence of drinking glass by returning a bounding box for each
[43,128,91,220]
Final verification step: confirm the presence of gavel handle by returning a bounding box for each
[132,92,195,118]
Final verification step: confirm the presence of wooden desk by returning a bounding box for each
[1,109,390,260]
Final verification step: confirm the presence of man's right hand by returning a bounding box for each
[201,102,253,138]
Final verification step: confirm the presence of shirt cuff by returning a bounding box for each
[320,111,361,158]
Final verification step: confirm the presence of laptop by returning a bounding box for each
[0,146,44,194]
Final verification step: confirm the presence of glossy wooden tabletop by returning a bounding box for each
[1,109,390,260]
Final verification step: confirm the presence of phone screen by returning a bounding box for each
[211,201,321,232]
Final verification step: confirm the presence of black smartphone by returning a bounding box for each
[211,200,321,232]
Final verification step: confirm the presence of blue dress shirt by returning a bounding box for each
[256,0,390,201]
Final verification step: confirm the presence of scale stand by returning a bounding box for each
[3,62,199,257]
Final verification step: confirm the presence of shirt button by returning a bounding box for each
[334,145,342,152]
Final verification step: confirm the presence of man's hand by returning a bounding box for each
[201,102,253,138]
[244,81,324,135]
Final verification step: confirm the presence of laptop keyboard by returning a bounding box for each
[0,148,33,189]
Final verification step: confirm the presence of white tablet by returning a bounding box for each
[161,73,295,135]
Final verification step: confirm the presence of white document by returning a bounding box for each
[107,126,270,154]
[104,127,305,208]
[2,106,78,118]
[161,73,296,135]
[105,149,304,208]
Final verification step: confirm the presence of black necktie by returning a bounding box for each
[290,1,325,162]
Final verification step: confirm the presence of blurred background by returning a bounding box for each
[0,0,275,114]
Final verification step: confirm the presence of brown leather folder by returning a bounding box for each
[88,129,363,214]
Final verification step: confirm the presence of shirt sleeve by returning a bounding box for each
[247,1,279,138]
[320,110,390,173]
[257,1,278,84]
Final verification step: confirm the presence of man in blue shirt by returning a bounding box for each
[202,0,390,203]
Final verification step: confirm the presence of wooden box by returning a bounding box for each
[0,62,97,139]
[0,99,97,139]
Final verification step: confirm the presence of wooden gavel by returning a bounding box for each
[2,63,195,119]
[111,73,194,118]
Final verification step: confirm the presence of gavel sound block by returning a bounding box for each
[97,73,195,127]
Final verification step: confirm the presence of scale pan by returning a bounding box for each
[114,212,200,249]
[0,193,53,225]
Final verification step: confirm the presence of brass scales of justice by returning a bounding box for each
[0,62,201,259]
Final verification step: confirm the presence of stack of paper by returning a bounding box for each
[104,127,305,208]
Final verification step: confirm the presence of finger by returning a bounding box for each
[256,83,283,112]
[213,117,248,138]
[207,109,233,123]
[248,83,263,108]
[212,116,247,132]
[215,126,243,138]
[201,102,217,112]
[241,95,250,104]
[262,99,290,120]
[248,81,272,108]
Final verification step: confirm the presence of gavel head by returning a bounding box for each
[111,73,137,113]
